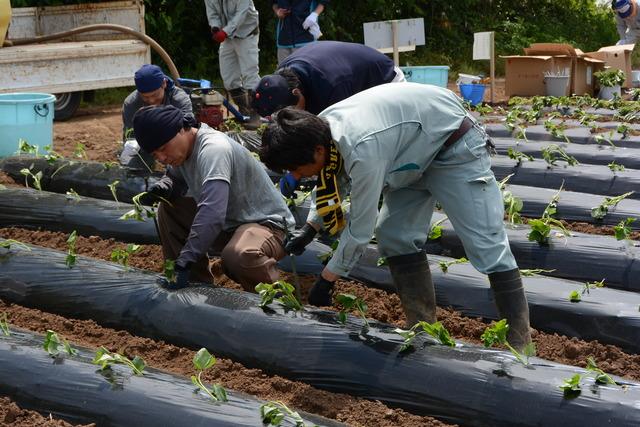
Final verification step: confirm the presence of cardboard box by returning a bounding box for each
[573,57,605,95]
[502,55,573,97]
[585,44,635,88]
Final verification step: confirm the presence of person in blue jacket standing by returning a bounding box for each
[272,0,329,62]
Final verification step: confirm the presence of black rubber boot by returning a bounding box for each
[488,269,532,351]
[229,87,251,117]
[387,251,437,327]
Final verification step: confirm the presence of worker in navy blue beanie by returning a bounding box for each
[612,0,640,44]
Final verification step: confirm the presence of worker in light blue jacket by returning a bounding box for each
[259,83,532,350]
[612,0,640,44]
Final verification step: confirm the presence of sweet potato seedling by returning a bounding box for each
[191,348,227,402]
[438,257,469,273]
[336,293,369,329]
[260,401,307,426]
[586,357,617,386]
[608,161,625,173]
[541,144,579,168]
[65,231,78,268]
[0,313,9,336]
[616,123,630,139]
[559,374,582,398]
[569,279,605,303]
[73,142,88,159]
[395,321,456,351]
[110,244,141,268]
[515,126,529,143]
[255,281,303,311]
[92,346,146,376]
[65,188,81,200]
[528,185,570,245]
[20,166,43,191]
[17,139,39,156]
[102,161,118,171]
[507,147,534,166]
[376,257,388,266]
[520,268,556,277]
[0,239,31,251]
[428,216,448,240]
[569,290,581,302]
[481,319,536,366]
[543,120,571,144]
[163,259,177,282]
[120,192,167,221]
[614,218,636,240]
[108,180,120,204]
[591,191,634,220]
[43,330,77,357]
[594,132,616,148]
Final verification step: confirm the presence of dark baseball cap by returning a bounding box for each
[251,74,298,117]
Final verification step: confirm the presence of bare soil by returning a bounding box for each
[2,226,640,385]
[0,397,95,427]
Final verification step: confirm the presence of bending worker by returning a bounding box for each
[251,40,405,195]
[260,83,532,350]
[121,64,193,169]
[133,105,294,291]
[612,0,640,45]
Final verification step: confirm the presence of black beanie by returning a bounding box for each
[133,105,185,153]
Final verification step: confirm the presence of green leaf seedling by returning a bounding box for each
[0,313,10,336]
[163,259,177,283]
[568,279,605,302]
[527,185,570,245]
[336,293,369,329]
[20,166,43,191]
[92,346,146,376]
[428,217,448,240]
[569,290,581,303]
[43,330,77,357]
[65,188,81,200]
[260,401,307,427]
[108,180,120,204]
[541,144,579,168]
[520,268,556,277]
[255,280,303,311]
[120,192,168,222]
[481,319,535,366]
[591,191,634,220]
[614,218,636,241]
[607,161,625,173]
[73,142,88,159]
[586,357,617,385]
[438,257,469,273]
[65,230,78,268]
[110,244,141,268]
[0,239,31,251]
[191,348,227,402]
[395,321,456,352]
[507,147,534,166]
[559,373,582,398]
[17,139,39,156]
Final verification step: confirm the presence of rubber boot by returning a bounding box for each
[387,251,437,327]
[488,269,532,351]
[229,87,251,117]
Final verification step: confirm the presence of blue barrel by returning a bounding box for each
[459,84,486,106]
[0,93,56,157]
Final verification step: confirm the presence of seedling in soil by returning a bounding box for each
[395,321,456,351]
[336,293,369,329]
[569,290,581,302]
[616,123,631,139]
[108,180,120,204]
[559,374,582,398]
[260,401,307,427]
[498,174,524,226]
[481,319,536,366]
[65,231,78,268]
[255,280,303,311]
[569,279,605,302]
[73,142,88,159]
[507,147,534,166]
[586,357,617,385]
[163,259,176,282]
[102,161,118,171]
[543,120,570,144]
[191,348,227,402]
[594,132,616,148]
[43,330,77,357]
[0,239,31,251]
[428,216,448,240]
[66,189,81,200]
[317,239,339,264]
[110,244,141,268]
[515,126,529,143]
[0,313,10,336]
[541,144,579,168]
[42,145,62,165]
[17,139,39,156]
[520,268,556,277]
[590,191,634,219]
[614,218,636,241]
[120,192,165,221]
[528,185,570,245]
[607,161,625,173]
[20,166,43,191]
[438,257,468,273]
[92,346,146,376]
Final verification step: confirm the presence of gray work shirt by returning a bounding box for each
[204,0,259,38]
[122,85,193,140]
[174,124,294,231]
[310,82,468,276]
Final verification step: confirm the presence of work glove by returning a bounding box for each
[212,28,227,43]
[308,276,334,306]
[139,178,172,206]
[284,223,317,256]
[302,12,318,30]
[308,22,322,40]
[279,172,299,197]
[157,263,190,290]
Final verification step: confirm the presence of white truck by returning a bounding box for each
[0,0,150,120]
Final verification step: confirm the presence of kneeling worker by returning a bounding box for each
[133,105,294,290]
[260,83,532,349]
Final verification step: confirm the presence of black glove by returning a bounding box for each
[284,223,317,256]
[140,177,173,206]
[308,277,334,306]
[157,264,190,290]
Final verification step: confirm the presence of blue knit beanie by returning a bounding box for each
[613,0,634,18]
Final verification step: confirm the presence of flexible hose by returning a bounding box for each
[9,24,180,83]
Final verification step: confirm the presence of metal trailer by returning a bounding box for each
[0,0,150,120]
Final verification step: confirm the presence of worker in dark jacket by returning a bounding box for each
[273,0,329,62]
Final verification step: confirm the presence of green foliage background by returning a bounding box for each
[11,0,619,83]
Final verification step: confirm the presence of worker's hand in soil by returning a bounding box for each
[140,179,173,206]
[285,223,317,256]
[157,264,190,290]
[308,276,334,306]
[212,28,227,43]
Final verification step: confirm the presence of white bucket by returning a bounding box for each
[599,85,621,100]
[632,70,640,88]
[544,76,569,97]
[456,73,481,85]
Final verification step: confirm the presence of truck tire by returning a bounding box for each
[54,91,82,121]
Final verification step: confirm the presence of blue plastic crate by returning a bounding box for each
[400,66,450,87]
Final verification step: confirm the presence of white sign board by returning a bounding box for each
[473,32,493,60]
[363,18,425,54]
